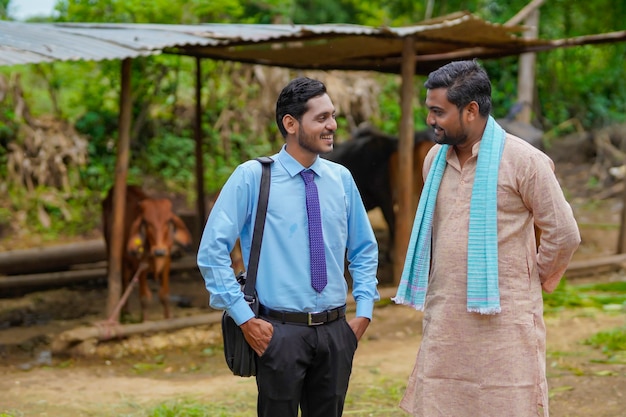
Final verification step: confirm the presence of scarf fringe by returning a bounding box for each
[467,306,502,315]
[391,296,425,311]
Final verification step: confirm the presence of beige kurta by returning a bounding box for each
[400,134,581,417]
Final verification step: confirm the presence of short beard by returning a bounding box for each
[434,113,467,146]
[437,132,467,146]
[297,125,333,155]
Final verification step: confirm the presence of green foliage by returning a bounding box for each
[0,0,8,20]
[534,0,626,129]
[6,186,102,242]
[74,109,143,195]
[7,60,119,121]
[290,0,358,24]
[0,117,17,183]
[0,204,11,238]
[482,57,520,119]
[543,279,626,313]
[142,133,196,193]
[537,43,626,129]
[372,76,404,133]
[58,0,177,24]
[2,0,626,245]
[585,326,626,359]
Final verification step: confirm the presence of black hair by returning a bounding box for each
[424,59,492,117]
[275,77,327,138]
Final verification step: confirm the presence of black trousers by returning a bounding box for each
[255,316,358,417]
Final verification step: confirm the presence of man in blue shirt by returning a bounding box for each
[197,76,380,417]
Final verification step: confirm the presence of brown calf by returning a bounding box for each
[102,185,192,321]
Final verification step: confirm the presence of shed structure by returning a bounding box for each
[1,10,625,318]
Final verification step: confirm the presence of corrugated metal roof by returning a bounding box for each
[0,21,217,65]
[0,11,551,73]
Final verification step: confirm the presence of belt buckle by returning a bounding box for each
[307,312,324,326]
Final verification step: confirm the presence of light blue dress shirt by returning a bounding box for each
[197,145,380,325]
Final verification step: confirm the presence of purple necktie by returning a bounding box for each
[300,170,327,292]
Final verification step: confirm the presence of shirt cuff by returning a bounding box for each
[229,297,256,325]
[355,299,375,320]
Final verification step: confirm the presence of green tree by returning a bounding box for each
[2,0,626,245]
[0,0,9,20]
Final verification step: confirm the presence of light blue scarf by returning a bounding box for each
[392,116,505,314]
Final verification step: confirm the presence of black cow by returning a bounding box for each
[324,125,435,255]
[325,126,397,235]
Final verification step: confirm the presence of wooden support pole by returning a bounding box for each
[106,58,133,320]
[393,36,416,285]
[505,0,547,27]
[517,9,539,124]
[194,57,206,241]
[617,184,626,253]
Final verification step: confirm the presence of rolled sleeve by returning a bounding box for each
[345,171,380,320]
[197,164,257,322]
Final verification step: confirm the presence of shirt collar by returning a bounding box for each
[277,145,325,178]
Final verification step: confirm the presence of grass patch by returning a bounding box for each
[146,395,254,417]
[141,377,407,417]
[545,282,626,368]
[585,327,626,352]
[584,326,626,364]
[344,377,406,416]
[543,279,626,313]
[547,350,583,359]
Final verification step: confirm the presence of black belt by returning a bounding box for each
[259,304,346,326]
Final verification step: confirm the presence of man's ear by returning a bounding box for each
[465,101,480,122]
[283,114,298,135]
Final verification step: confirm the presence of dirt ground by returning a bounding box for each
[0,279,624,417]
[1,157,626,416]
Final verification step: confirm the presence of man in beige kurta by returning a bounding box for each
[398,60,580,417]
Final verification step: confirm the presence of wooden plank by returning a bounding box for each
[565,254,626,278]
[0,256,198,290]
[51,311,224,353]
[0,240,105,275]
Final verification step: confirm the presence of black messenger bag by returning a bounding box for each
[221,156,272,377]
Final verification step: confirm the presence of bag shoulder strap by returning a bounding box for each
[243,156,273,300]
